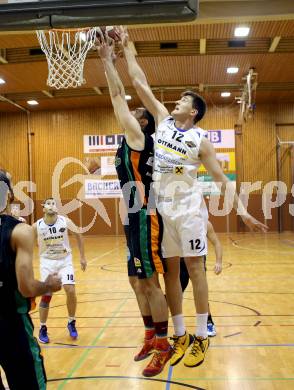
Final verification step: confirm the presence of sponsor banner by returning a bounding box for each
[198,173,236,195]
[198,173,236,181]
[101,156,117,176]
[84,134,124,153]
[84,130,233,153]
[199,152,236,173]
[207,129,235,149]
[84,130,233,152]
[84,179,122,198]
[199,130,236,195]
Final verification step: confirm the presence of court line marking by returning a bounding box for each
[54,342,78,347]
[229,236,294,254]
[100,261,233,273]
[281,239,294,248]
[31,313,294,319]
[43,343,294,350]
[87,248,121,265]
[56,298,128,390]
[30,323,294,329]
[30,296,261,319]
[49,290,294,295]
[166,365,174,390]
[208,299,261,316]
[50,375,205,389]
[100,259,294,269]
[172,377,294,382]
[223,331,242,338]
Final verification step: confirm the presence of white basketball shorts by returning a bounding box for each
[40,254,75,286]
[157,193,208,258]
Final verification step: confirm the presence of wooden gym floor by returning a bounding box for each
[13,232,294,389]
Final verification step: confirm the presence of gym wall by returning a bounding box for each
[0,102,293,232]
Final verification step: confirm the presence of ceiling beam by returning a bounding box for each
[0,49,8,64]
[199,38,206,54]
[93,87,102,95]
[42,90,54,98]
[0,94,28,112]
[269,36,281,52]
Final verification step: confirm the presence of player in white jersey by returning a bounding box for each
[33,198,87,344]
[119,27,268,368]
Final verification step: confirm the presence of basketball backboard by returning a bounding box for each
[0,0,198,30]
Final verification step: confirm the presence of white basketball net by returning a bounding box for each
[36,28,98,89]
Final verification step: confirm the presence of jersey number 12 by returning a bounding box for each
[172,131,184,142]
[189,239,201,250]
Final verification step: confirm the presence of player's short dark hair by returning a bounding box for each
[181,91,207,124]
[0,169,14,209]
[42,197,54,206]
[141,109,155,135]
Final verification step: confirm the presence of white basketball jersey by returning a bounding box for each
[37,215,71,259]
[153,116,207,199]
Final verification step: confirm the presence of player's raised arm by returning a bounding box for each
[199,137,268,233]
[119,27,169,125]
[96,35,145,150]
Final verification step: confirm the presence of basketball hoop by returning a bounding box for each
[36,27,98,89]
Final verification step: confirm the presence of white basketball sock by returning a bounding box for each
[196,313,208,338]
[172,314,186,337]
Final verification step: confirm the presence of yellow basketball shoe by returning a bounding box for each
[184,336,209,367]
[170,332,194,366]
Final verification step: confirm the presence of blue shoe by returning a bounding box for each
[207,323,216,337]
[67,320,78,339]
[39,325,49,343]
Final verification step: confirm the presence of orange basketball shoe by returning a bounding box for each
[142,347,173,377]
[134,337,156,361]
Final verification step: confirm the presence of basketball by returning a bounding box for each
[96,26,120,43]
[84,157,101,174]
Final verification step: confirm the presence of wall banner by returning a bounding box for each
[101,156,117,176]
[84,179,122,198]
[207,129,235,149]
[84,134,124,153]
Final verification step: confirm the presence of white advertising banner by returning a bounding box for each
[207,129,235,149]
[84,179,122,198]
[84,130,234,152]
[84,134,124,153]
[101,156,117,176]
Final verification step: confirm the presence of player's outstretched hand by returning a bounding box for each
[214,262,222,275]
[241,214,268,233]
[95,31,115,61]
[45,273,62,292]
[117,26,129,47]
[80,258,87,272]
